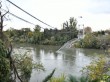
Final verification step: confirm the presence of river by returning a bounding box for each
[13,44,108,82]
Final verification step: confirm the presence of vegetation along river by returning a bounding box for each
[13,44,108,82]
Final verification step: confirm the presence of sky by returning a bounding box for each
[2,0,110,31]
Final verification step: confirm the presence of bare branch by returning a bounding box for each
[3,24,7,27]
[2,4,10,17]
[4,16,8,21]
[2,10,9,17]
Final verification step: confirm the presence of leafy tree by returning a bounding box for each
[83,33,99,48]
[75,33,100,49]
[63,17,78,40]
[34,25,41,32]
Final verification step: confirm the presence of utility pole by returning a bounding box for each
[77,16,84,39]
[83,24,85,38]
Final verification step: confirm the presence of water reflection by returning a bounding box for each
[13,44,108,82]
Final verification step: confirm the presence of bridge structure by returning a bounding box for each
[57,38,79,51]
[57,31,84,51]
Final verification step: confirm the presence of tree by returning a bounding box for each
[0,1,9,40]
[0,2,11,81]
[84,26,92,34]
[32,25,43,44]
[83,33,99,48]
[0,1,24,82]
[63,17,78,40]
[0,40,10,82]
[34,25,41,32]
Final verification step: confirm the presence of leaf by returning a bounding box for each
[43,68,56,82]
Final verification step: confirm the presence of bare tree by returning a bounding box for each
[0,1,9,39]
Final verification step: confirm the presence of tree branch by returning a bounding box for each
[8,43,23,82]
[2,10,9,17]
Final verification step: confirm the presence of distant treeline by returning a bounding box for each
[4,17,78,45]
[4,17,110,48]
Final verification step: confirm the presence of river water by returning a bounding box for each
[13,44,107,82]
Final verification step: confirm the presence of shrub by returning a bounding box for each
[50,74,65,82]
[82,56,110,81]
[75,33,101,49]
[13,50,45,81]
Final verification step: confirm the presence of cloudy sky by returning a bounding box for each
[2,0,110,31]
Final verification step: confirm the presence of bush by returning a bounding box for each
[75,33,101,49]
[82,56,110,82]
[50,74,65,82]
[13,50,44,81]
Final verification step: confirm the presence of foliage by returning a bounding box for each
[0,40,7,57]
[0,56,10,82]
[66,75,88,82]
[74,29,110,49]
[63,17,78,39]
[4,17,78,45]
[13,50,44,82]
[50,74,65,82]
[79,76,88,82]
[82,33,99,48]
[74,33,101,49]
[93,30,106,37]
[81,56,110,82]
[0,40,10,82]
[46,74,89,82]
[67,75,78,82]
[43,68,56,82]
